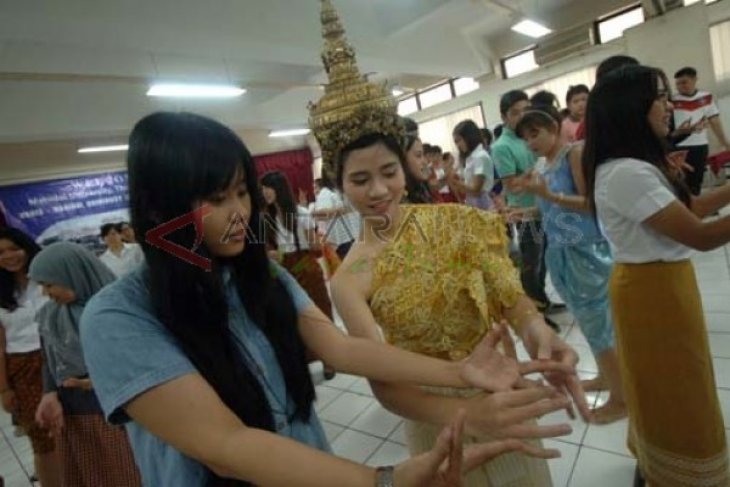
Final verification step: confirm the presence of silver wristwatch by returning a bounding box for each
[375,466,395,487]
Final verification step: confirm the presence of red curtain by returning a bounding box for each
[254,148,315,203]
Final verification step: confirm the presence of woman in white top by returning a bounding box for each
[0,227,61,486]
[451,120,495,210]
[261,171,333,320]
[583,65,730,487]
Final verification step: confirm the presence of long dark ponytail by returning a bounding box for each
[127,112,314,486]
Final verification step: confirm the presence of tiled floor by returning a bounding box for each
[2,243,729,486]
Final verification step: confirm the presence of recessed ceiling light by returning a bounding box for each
[146,83,246,98]
[511,19,552,38]
[77,144,129,153]
[269,129,311,138]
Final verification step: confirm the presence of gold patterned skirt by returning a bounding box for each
[403,386,552,487]
[610,261,729,487]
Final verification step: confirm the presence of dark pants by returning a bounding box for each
[336,240,354,260]
[514,220,549,306]
[683,145,709,195]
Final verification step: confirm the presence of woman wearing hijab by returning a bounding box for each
[28,242,141,486]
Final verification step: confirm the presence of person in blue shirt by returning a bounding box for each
[80,112,572,487]
[513,105,626,425]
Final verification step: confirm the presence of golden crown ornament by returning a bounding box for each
[308,0,405,182]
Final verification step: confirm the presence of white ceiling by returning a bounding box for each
[0,0,634,152]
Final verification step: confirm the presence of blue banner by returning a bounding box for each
[0,171,130,249]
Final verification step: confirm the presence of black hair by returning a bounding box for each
[402,117,419,137]
[566,84,590,106]
[100,223,117,238]
[127,112,313,487]
[0,227,41,311]
[500,90,529,116]
[431,145,443,155]
[530,90,559,109]
[582,66,691,218]
[596,55,639,81]
[493,124,504,139]
[319,173,335,190]
[442,151,453,161]
[260,171,301,252]
[453,119,484,158]
[516,104,563,139]
[480,128,493,149]
[403,135,433,204]
[674,66,697,79]
[422,143,433,154]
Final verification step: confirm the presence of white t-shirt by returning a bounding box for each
[596,158,693,263]
[100,243,144,278]
[672,90,720,147]
[0,281,46,354]
[313,189,360,246]
[275,207,315,253]
[434,168,451,194]
[464,146,495,197]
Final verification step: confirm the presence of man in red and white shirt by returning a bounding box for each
[673,66,730,194]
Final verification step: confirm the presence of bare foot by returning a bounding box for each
[590,400,627,425]
[581,376,607,392]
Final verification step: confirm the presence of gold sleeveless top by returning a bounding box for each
[370,204,524,361]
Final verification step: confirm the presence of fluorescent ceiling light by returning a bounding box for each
[269,129,311,138]
[78,144,129,153]
[146,83,245,98]
[511,20,552,38]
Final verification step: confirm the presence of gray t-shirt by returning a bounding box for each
[80,262,329,486]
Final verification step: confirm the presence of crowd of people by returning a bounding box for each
[2,1,730,486]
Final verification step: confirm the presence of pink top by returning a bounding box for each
[561,117,581,144]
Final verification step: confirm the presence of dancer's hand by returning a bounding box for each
[463,387,573,441]
[392,410,560,487]
[461,322,574,393]
[521,321,591,422]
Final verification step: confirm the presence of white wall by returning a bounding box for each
[0,128,309,185]
[412,0,730,152]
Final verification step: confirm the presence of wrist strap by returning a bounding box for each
[375,466,395,487]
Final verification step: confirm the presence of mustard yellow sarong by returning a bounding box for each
[611,260,729,487]
[370,204,552,487]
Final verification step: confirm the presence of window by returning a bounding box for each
[398,96,418,116]
[502,48,539,79]
[711,21,730,82]
[524,66,597,108]
[453,77,480,97]
[595,5,645,44]
[684,0,719,5]
[419,83,453,109]
[418,105,486,158]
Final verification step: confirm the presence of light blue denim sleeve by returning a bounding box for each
[80,281,196,425]
[269,261,314,312]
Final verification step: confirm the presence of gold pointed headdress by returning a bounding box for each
[309,0,404,182]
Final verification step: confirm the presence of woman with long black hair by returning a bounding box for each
[260,171,333,320]
[450,120,495,211]
[402,135,434,204]
[583,64,730,486]
[0,227,61,486]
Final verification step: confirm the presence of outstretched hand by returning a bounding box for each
[461,322,576,393]
[521,321,591,422]
[393,410,560,487]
